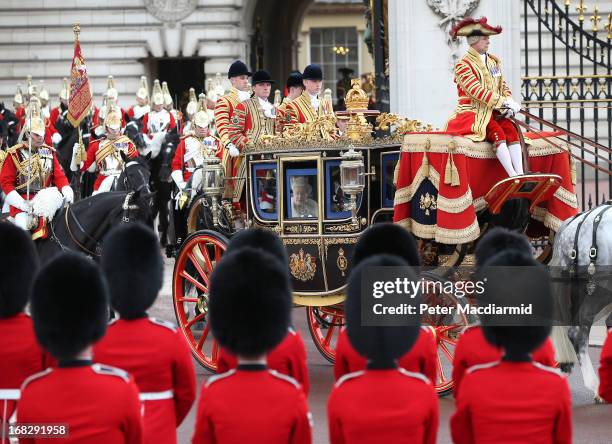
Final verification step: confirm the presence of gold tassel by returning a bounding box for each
[421,138,431,177]
[444,141,460,186]
[570,157,577,185]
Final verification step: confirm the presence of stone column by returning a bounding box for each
[387,0,521,128]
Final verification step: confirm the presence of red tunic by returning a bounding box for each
[81,137,138,191]
[142,111,176,135]
[17,362,143,444]
[451,360,572,444]
[217,328,309,394]
[192,365,311,444]
[599,328,612,402]
[0,313,48,431]
[93,317,197,444]
[334,327,437,384]
[452,326,556,398]
[328,368,438,444]
[0,144,69,216]
[171,136,221,182]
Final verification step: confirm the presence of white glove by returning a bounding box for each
[228,144,240,158]
[503,98,522,117]
[5,190,31,212]
[70,143,83,172]
[171,170,186,190]
[51,132,62,145]
[61,186,74,204]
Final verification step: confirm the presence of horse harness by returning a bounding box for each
[59,192,141,257]
[568,201,612,277]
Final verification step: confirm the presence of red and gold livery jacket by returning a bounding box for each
[171,134,221,182]
[228,97,276,150]
[599,328,612,403]
[285,91,334,125]
[445,47,512,141]
[0,143,68,198]
[82,136,138,191]
[214,88,241,149]
[275,98,293,135]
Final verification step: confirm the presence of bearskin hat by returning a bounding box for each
[353,223,420,267]
[226,228,288,265]
[31,252,109,360]
[101,224,163,319]
[0,223,39,318]
[474,227,532,266]
[209,248,291,358]
[346,255,421,366]
[478,251,552,359]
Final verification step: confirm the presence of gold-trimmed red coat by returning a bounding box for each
[228,97,276,151]
[444,47,513,142]
[285,91,334,125]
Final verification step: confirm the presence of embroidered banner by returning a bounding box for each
[67,39,92,127]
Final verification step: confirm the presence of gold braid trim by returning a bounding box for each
[526,138,568,157]
[473,197,487,212]
[401,134,497,159]
[531,206,564,232]
[553,186,579,209]
[10,147,43,191]
[436,189,474,214]
[395,217,480,244]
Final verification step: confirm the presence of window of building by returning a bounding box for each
[309,27,359,106]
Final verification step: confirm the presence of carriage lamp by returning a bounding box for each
[340,146,365,227]
[201,152,225,227]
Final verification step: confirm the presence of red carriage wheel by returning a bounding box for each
[172,230,228,372]
[307,304,345,363]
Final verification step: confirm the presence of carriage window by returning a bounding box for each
[382,152,400,208]
[285,164,318,219]
[252,163,278,220]
[325,160,353,219]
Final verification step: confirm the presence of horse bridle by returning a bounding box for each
[122,160,152,195]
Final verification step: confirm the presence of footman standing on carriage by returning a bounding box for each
[285,64,335,125]
[276,71,304,135]
[214,60,252,201]
[192,248,312,444]
[94,225,196,444]
[445,17,524,177]
[0,108,73,232]
[70,106,138,195]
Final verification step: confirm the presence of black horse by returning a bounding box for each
[125,119,179,246]
[0,102,20,148]
[35,155,154,263]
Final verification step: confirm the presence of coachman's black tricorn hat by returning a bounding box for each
[228,60,252,79]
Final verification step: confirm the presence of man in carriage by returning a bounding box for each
[70,105,138,195]
[445,17,524,177]
[0,107,74,233]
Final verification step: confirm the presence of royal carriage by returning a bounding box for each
[170,81,578,395]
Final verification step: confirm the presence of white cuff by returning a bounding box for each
[51,132,62,145]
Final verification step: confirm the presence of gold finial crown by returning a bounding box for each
[605,13,612,39]
[345,79,369,111]
[576,0,587,21]
[591,5,601,32]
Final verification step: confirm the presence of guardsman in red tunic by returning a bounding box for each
[0,224,47,443]
[17,252,143,444]
[328,255,439,444]
[445,17,524,177]
[71,107,138,194]
[334,223,438,384]
[94,224,196,444]
[452,227,557,397]
[276,71,304,135]
[12,84,25,128]
[0,111,72,232]
[599,328,612,403]
[127,76,151,123]
[192,247,312,444]
[214,60,252,200]
[285,64,335,125]
[93,76,128,138]
[215,228,310,394]
[451,251,572,444]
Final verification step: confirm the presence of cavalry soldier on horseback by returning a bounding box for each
[445,17,524,177]
[127,75,150,123]
[0,106,73,232]
[143,79,177,136]
[182,87,199,136]
[214,60,252,199]
[93,76,127,137]
[71,105,138,195]
[162,81,182,130]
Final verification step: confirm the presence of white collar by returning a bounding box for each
[237,89,251,102]
[258,96,272,109]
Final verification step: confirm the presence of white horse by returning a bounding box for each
[550,202,612,397]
